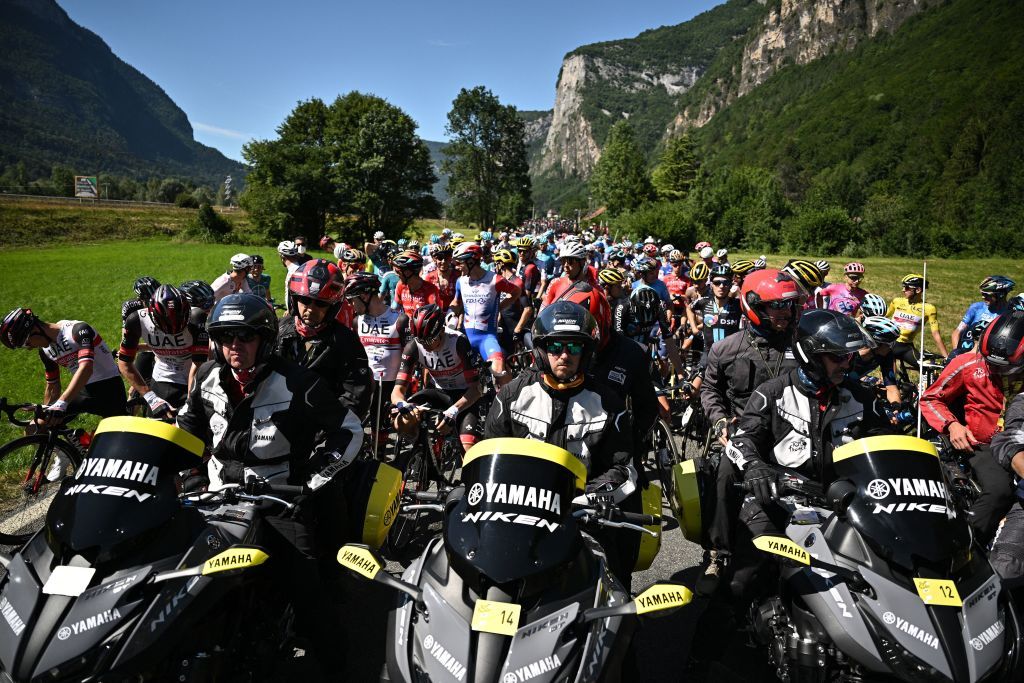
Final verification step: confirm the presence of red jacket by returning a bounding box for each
[920,353,1005,444]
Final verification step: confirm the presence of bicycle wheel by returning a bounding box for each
[650,419,682,514]
[427,430,462,487]
[386,435,430,555]
[0,434,81,549]
[680,403,710,462]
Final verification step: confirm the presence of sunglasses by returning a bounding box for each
[294,296,331,309]
[823,352,856,363]
[215,329,258,344]
[712,279,731,286]
[764,300,795,310]
[847,274,863,280]
[545,340,584,356]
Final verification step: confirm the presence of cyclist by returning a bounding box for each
[319,235,336,254]
[541,242,597,307]
[920,311,1023,545]
[887,273,949,363]
[451,242,521,386]
[119,284,209,415]
[390,304,483,453]
[493,248,534,356]
[1,308,126,423]
[247,255,272,301]
[819,262,867,316]
[630,256,671,305]
[662,251,691,298]
[728,259,756,297]
[853,316,903,407]
[377,246,401,306]
[391,250,442,317]
[950,276,1015,356]
[599,268,633,335]
[483,300,635,581]
[276,259,372,418]
[179,280,216,317]
[211,253,253,304]
[688,264,743,369]
[338,247,367,278]
[122,276,160,325]
[628,286,685,389]
[781,259,826,308]
[176,293,362,674]
[277,241,305,304]
[424,243,457,310]
[513,236,544,307]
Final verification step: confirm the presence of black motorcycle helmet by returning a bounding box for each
[207,293,279,363]
[794,309,875,386]
[531,301,599,379]
[179,280,216,312]
[979,311,1024,375]
[133,276,160,301]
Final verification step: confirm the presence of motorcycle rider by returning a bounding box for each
[484,301,635,581]
[176,293,363,672]
[989,313,1024,581]
[698,269,802,591]
[275,258,372,419]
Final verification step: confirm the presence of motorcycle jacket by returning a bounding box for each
[920,352,1012,445]
[726,367,891,483]
[275,315,373,419]
[592,332,659,442]
[991,393,1024,471]
[177,355,363,490]
[484,368,635,493]
[702,330,798,426]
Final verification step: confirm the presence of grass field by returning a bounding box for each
[0,238,1019,442]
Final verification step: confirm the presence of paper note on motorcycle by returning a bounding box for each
[471,599,521,636]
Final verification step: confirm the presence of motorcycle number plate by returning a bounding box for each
[913,578,962,607]
[471,599,521,636]
[43,566,96,597]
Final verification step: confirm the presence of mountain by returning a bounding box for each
[0,0,244,186]
[424,139,449,204]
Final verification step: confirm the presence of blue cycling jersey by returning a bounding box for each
[632,278,671,305]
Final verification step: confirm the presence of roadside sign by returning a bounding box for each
[74,176,98,199]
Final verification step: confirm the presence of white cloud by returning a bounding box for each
[192,122,250,140]
[428,39,456,47]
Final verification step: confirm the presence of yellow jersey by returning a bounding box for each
[886,297,939,344]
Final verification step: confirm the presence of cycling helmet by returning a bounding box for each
[344,272,382,299]
[689,262,711,282]
[408,240,420,252]
[397,238,408,249]
[392,250,424,273]
[694,241,711,251]
[377,240,399,262]
[668,250,686,264]
[441,228,453,237]
[148,284,191,335]
[699,246,714,259]
[710,264,733,280]
[632,256,658,274]
[479,231,493,242]
[429,243,453,258]
[716,248,729,259]
[559,242,587,260]
[531,301,600,376]
[208,294,278,362]
[815,260,832,275]
[643,236,656,245]
[514,236,536,250]
[901,273,926,290]
[449,236,466,247]
[340,248,366,265]
[629,286,661,328]
[599,268,627,286]
[980,275,1015,298]
[970,318,994,344]
[319,235,334,250]
[979,311,1024,374]
[1010,295,1024,312]
[731,259,756,276]
[794,310,875,386]
[133,276,161,300]
[230,253,253,271]
[621,240,633,249]
[373,231,386,240]
[740,269,802,333]
[844,262,865,275]
[492,249,515,266]
[754,256,767,270]
[607,248,625,262]
[277,240,299,257]
[661,244,675,255]
[287,259,344,322]
[862,316,901,345]
[642,243,659,257]
[453,242,483,263]
[251,255,264,267]
[861,293,887,317]
[430,234,441,244]
[179,280,216,311]
[409,304,445,343]
[0,308,38,349]
[782,259,825,291]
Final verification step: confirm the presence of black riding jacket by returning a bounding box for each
[701,330,798,427]
[593,332,659,442]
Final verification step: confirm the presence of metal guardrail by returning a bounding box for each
[0,193,238,212]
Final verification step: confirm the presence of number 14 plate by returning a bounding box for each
[913,578,962,607]
[471,599,521,636]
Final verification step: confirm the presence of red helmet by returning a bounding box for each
[979,311,1024,375]
[392,250,424,272]
[453,243,483,263]
[409,304,445,342]
[0,307,38,349]
[642,243,659,256]
[565,286,611,350]
[694,241,712,251]
[288,259,344,320]
[148,285,191,334]
[319,235,334,250]
[740,269,802,334]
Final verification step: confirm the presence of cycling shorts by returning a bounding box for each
[68,376,128,419]
[464,328,505,362]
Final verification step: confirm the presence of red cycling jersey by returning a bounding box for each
[394,280,442,318]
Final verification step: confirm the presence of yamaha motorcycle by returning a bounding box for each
[748,434,1023,683]
[337,437,691,683]
[0,415,401,682]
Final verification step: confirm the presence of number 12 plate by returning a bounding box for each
[913,578,962,607]
[471,599,521,636]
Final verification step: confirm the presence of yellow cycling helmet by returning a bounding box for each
[689,262,710,282]
[901,273,926,289]
[492,249,515,265]
[782,259,825,290]
[598,268,627,286]
[450,236,466,246]
[731,259,756,275]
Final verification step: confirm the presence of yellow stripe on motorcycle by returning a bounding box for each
[360,462,403,550]
[634,482,662,572]
[464,438,586,492]
[833,435,937,463]
[672,459,703,544]
[94,416,204,457]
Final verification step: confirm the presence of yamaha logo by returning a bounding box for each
[882,611,896,625]
[866,479,891,500]
[423,634,434,650]
[504,675,518,683]
[971,638,984,651]
[468,483,484,506]
[57,626,71,640]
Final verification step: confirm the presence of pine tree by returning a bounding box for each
[589,120,653,216]
[652,133,699,201]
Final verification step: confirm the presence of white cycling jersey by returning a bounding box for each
[119,309,208,385]
[40,320,119,383]
[356,308,405,381]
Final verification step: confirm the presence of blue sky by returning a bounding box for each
[59,0,720,162]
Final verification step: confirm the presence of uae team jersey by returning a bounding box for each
[119,308,209,385]
[396,329,479,392]
[39,320,119,384]
[455,270,518,333]
[356,308,407,381]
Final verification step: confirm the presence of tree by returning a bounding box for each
[589,120,653,216]
[651,133,699,201]
[50,165,75,197]
[442,86,531,228]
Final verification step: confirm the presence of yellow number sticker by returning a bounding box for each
[913,578,962,607]
[471,599,521,636]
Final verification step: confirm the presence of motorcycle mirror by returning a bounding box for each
[580,582,693,623]
[753,535,863,585]
[152,546,270,584]
[337,544,423,604]
[826,479,857,518]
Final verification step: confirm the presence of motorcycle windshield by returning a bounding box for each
[445,439,584,584]
[833,435,971,573]
[47,418,204,556]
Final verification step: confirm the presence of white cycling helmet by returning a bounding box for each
[700,246,714,259]
[815,260,832,275]
[862,316,901,345]
[559,242,588,260]
[861,293,888,318]
[333,243,349,260]
[277,240,299,256]
[644,236,656,244]
[661,244,675,255]
[373,231,385,240]
[716,248,728,259]
[230,253,252,270]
